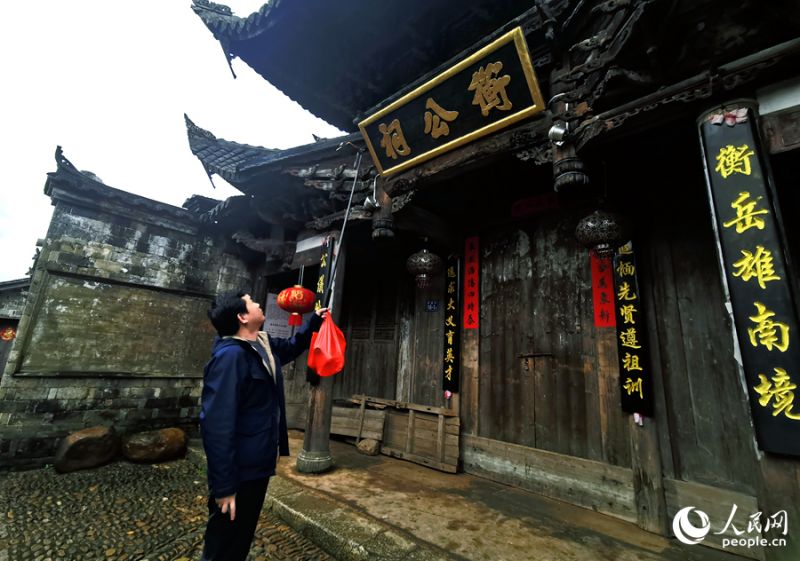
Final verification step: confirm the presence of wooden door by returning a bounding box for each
[407,273,445,406]
[334,255,405,401]
[460,215,641,522]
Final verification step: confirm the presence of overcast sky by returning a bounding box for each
[0,1,343,282]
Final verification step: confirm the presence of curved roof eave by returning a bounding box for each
[184,114,281,187]
[184,114,359,190]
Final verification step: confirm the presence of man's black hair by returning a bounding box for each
[207,290,248,336]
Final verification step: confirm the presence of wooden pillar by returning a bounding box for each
[296,238,346,473]
[396,281,414,403]
[459,325,479,436]
[758,458,800,561]
[629,416,667,533]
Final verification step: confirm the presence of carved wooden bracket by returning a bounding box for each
[231,230,296,269]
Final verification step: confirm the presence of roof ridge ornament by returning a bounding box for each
[183,115,219,189]
[53,146,106,186]
[54,146,80,175]
[191,0,233,17]
[191,0,239,78]
[184,114,218,141]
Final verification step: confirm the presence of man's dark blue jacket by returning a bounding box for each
[200,314,322,498]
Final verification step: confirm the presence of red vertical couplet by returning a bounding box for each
[463,236,480,329]
[591,254,616,327]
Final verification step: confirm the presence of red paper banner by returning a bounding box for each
[463,237,480,329]
[591,254,616,327]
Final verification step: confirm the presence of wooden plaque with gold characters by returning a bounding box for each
[359,27,545,176]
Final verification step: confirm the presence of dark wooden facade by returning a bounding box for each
[0,278,28,376]
[190,2,800,559]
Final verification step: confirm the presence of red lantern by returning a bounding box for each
[276,285,316,326]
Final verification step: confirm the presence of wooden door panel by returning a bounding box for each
[336,257,401,401]
[475,221,630,466]
[410,274,445,406]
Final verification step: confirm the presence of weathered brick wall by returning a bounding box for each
[0,171,252,469]
[0,287,27,319]
[0,377,202,470]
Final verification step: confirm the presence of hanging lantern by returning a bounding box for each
[575,209,630,257]
[0,327,15,341]
[276,285,316,326]
[406,247,442,289]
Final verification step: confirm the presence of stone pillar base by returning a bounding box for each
[296,448,333,474]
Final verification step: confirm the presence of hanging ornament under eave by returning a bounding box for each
[276,285,316,326]
[575,209,630,257]
[406,247,443,289]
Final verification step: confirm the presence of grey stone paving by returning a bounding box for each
[0,459,335,561]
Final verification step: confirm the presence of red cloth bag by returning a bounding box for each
[307,314,346,376]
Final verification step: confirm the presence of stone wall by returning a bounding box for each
[0,166,252,469]
[0,280,28,319]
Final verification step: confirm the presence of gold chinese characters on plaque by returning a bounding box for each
[358,27,545,176]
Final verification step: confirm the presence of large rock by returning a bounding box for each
[356,438,380,456]
[122,428,187,463]
[54,426,119,473]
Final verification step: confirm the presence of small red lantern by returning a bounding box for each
[276,285,316,326]
[0,327,15,342]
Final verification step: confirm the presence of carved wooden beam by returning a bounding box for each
[287,164,350,179]
[285,164,374,180]
[573,37,800,150]
[305,207,373,230]
[283,164,376,199]
[232,230,296,257]
[232,230,297,272]
[305,192,415,230]
[301,178,372,193]
[384,119,551,195]
[554,0,651,107]
[252,198,306,229]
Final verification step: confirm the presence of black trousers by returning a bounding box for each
[200,477,270,561]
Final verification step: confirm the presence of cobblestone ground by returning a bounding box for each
[0,460,335,561]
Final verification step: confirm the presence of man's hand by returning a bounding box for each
[215,494,236,521]
[315,307,330,318]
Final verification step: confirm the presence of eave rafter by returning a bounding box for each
[284,163,374,195]
[551,0,800,150]
[231,230,296,260]
[305,191,415,231]
[573,37,800,150]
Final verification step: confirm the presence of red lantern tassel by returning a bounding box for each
[288,313,303,326]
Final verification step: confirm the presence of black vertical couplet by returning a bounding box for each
[306,238,336,386]
[443,256,461,394]
[612,243,654,416]
[700,104,800,456]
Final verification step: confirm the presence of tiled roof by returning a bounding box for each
[45,147,196,223]
[184,114,280,187]
[190,0,279,44]
[190,0,562,132]
[184,114,358,190]
[0,278,30,292]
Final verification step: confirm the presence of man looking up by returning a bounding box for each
[200,290,327,561]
